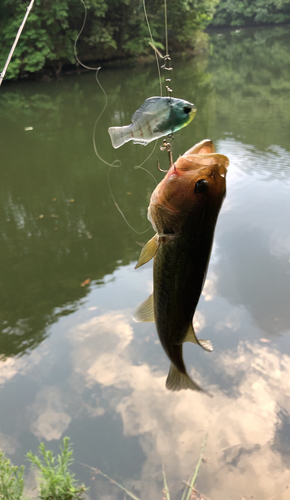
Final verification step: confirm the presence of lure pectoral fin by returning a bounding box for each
[133,294,155,322]
[184,324,213,352]
[135,233,159,269]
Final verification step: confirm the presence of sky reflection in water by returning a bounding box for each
[0,27,290,500]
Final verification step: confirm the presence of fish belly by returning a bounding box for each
[131,111,171,145]
[153,236,209,361]
[130,121,156,145]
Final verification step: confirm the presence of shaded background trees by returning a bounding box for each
[0,0,217,80]
[211,0,290,27]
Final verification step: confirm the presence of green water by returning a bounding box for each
[0,26,290,500]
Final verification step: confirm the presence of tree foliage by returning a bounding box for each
[210,0,290,27]
[0,0,217,80]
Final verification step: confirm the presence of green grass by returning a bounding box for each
[0,434,209,499]
[81,434,209,500]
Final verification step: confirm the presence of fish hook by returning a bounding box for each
[160,137,174,166]
[157,161,169,173]
[157,137,174,172]
[157,161,176,173]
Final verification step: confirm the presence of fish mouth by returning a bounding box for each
[183,103,196,115]
[218,164,227,177]
[198,162,228,179]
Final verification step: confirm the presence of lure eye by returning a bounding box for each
[183,106,192,114]
[194,179,208,194]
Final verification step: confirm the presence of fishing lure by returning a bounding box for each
[108,96,196,149]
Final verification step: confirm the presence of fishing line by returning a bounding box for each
[74,0,100,71]
[75,0,159,233]
[164,0,168,58]
[142,0,162,97]
[92,68,121,168]
[107,165,155,235]
[74,0,120,168]
[143,0,173,98]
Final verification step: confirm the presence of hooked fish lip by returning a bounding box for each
[198,163,228,178]
[218,164,227,177]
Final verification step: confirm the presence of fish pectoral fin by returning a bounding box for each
[184,324,213,352]
[133,294,155,322]
[166,363,202,392]
[135,233,159,269]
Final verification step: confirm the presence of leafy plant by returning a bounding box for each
[0,450,25,500]
[27,437,87,500]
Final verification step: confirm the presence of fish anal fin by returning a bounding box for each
[184,324,213,352]
[133,294,154,322]
[135,233,159,269]
[198,339,213,352]
[166,363,202,392]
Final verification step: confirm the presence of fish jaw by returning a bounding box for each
[183,138,216,156]
[148,159,227,235]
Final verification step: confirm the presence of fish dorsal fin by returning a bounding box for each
[135,233,159,269]
[133,294,155,322]
[184,324,213,352]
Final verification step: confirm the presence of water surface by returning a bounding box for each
[1,26,290,500]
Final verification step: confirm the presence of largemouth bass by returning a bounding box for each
[108,96,196,149]
[134,139,229,392]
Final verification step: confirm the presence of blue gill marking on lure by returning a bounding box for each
[108,96,196,149]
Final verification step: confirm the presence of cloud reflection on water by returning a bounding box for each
[0,135,290,499]
[65,309,290,500]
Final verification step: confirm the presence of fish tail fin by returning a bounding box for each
[166,363,202,392]
[108,125,132,149]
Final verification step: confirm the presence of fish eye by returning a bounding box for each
[183,106,192,114]
[194,179,208,194]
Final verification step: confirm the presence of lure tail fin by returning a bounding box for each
[108,125,132,149]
